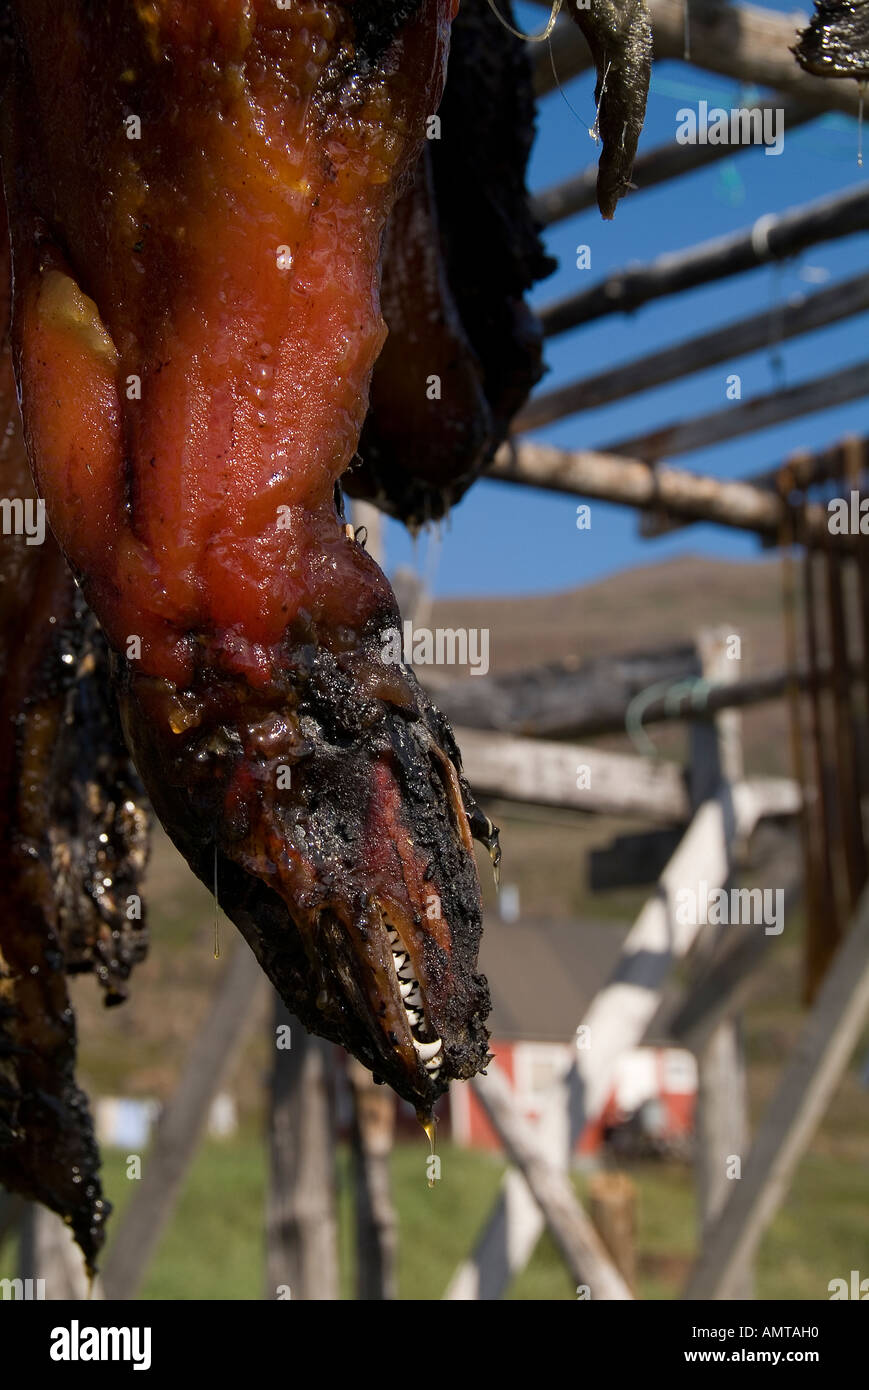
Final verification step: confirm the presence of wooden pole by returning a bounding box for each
[823,548,867,910]
[347,1058,398,1301]
[424,641,699,738]
[102,940,264,1300]
[529,0,867,117]
[844,440,869,832]
[640,436,867,539]
[489,443,836,546]
[446,781,768,1300]
[428,654,861,742]
[470,1064,633,1300]
[266,995,339,1301]
[684,883,869,1299]
[537,184,869,336]
[454,726,691,821]
[667,909,785,1054]
[588,1173,637,1294]
[689,629,753,1299]
[601,360,869,465]
[781,477,827,1011]
[802,546,843,999]
[514,273,869,433]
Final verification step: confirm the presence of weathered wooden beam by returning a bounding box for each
[538,183,869,336]
[602,359,869,463]
[266,996,339,1302]
[530,99,816,227]
[529,0,866,117]
[588,1173,638,1293]
[102,941,265,1301]
[515,273,869,433]
[347,1057,397,1302]
[489,442,835,544]
[641,435,869,538]
[665,874,802,1053]
[466,1063,634,1300]
[690,631,753,1298]
[430,654,861,742]
[445,782,766,1301]
[746,775,802,821]
[684,882,869,1299]
[454,726,691,822]
[425,641,699,738]
[695,1020,753,1293]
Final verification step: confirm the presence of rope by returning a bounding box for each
[625,674,712,759]
[486,0,563,42]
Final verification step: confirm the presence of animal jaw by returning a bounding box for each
[115,612,494,1111]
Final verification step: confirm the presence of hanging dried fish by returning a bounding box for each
[0,189,149,1269]
[566,0,653,219]
[352,0,554,525]
[2,0,493,1121]
[488,0,652,219]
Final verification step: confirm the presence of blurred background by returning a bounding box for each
[4,0,869,1300]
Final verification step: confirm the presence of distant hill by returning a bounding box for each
[419,553,792,780]
[426,553,787,675]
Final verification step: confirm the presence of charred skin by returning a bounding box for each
[49,615,150,1001]
[566,0,652,220]
[0,408,110,1272]
[2,0,493,1110]
[352,0,554,526]
[0,195,149,1269]
[794,0,869,79]
[117,638,494,1105]
[350,145,495,527]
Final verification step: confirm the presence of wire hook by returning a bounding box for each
[486,0,563,42]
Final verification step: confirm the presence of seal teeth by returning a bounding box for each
[385,924,443,1081]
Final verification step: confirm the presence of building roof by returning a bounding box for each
[479,917,630,1043]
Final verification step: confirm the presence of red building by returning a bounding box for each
[446,918,697,1159]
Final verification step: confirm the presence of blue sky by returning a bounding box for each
[381,0,868,596]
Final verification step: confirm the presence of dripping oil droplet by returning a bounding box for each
[418,1111,437,1189]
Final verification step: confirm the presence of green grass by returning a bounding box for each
[4,1135,867,1300]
